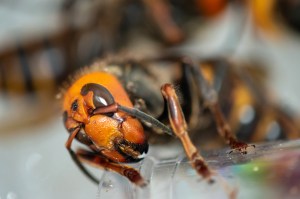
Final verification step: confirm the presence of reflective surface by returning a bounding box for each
[98,140,300,199]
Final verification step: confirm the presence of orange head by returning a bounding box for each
[63,72,148,163]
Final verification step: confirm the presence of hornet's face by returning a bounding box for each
[63,73,148,163]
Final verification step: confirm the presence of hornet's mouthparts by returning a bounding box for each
[115,138,149,162]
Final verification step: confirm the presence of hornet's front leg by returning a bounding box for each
[75,149,147,187]
[65,114,146,187]
[65,126,100,184]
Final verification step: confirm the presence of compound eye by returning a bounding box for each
[81,83,115,108]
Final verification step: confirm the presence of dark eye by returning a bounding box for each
[71,100,78,111]
[81,83,115,108]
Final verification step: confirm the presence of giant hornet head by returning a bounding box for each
[63,71,148,163]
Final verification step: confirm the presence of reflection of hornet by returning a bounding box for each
[0,0,220,129]
[61,56,299,189]
[0,1,110,129]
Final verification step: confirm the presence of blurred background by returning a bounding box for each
[1,0,300,199]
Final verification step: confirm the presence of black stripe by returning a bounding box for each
[17,47,35,93]
[0,62,7,93]
[43,39,67,86]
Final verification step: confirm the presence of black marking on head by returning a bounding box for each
[81,83,115,108]
[17,47,35,93]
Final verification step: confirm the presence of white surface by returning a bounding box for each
[0,116,100,199]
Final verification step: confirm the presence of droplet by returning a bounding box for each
[102,180,114,191]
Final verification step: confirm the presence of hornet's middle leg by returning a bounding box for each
[182,58,254,154]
